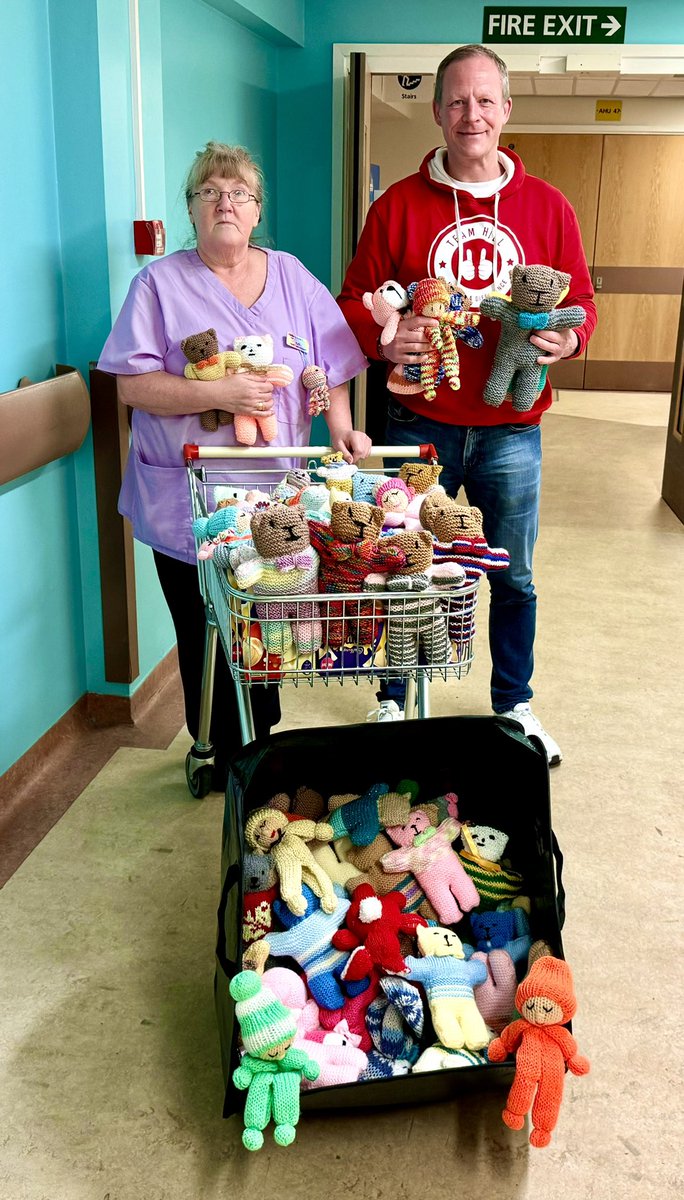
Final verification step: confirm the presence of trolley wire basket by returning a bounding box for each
[183,443,480,795]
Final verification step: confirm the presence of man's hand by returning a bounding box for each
[382,314,440,364]
[530,327,580,365]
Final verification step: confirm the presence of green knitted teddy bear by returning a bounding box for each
[480,264,586,412]
[230,970,320,1151]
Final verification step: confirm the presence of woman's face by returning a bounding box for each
[188,174,261,259]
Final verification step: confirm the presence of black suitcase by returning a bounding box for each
[215,714,566,1115]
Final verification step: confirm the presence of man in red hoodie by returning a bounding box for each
[338,44,597,765]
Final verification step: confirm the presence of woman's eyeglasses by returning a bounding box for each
[192,187,257,205]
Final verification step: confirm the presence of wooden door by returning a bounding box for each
[586,135,684,392]
[662,283,684,523]
[503,133,602,389]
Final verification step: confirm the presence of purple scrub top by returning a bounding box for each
[97,248,368,563]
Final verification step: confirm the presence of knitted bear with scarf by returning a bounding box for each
[397,925,491,1051]
[308,501,407,648]
[243,885,369,1012]
[231,334,294,445]
[381,803,480,924]
[180,328,241,432]
[244,806,336,917]
[230,504,322,655]
[488,956,590,1147]
[480,264,586,412]
[230,969,320,1151]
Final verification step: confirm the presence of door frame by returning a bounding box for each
[331,41,684,289]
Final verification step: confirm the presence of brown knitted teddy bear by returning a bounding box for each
[308,501,407,648]
[398,461,443,495]
[376,530,455,668]
[180,328,242,432]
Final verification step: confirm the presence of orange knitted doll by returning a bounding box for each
[487,957,590,1148]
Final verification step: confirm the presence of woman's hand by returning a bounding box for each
[211,370,275,418]
[530,327,580,365]
[330,428,372,464]
[382,314,440,364]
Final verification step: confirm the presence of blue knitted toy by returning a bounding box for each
[360,976,424,1080]
[244,885,368,1011]
[328,784,411,846]
[397,924,490,1051]
[465,908,532,966]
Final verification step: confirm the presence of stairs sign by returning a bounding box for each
[483,7,626,43]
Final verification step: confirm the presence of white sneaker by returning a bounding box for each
[496,703,563,766]
[366,699,405,723]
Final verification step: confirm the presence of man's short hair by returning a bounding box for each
[434,44,510,105]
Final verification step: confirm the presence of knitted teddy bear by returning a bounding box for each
[230,334,294,445]
[365,530,464,669]
[466,908,532,966]
[397,924,491,1051]
[480,264,586,412]
[362,279,410,345]
[230,504,322,656]
[243,884,368,1012]
[419,495,511,582]
[327,783,412,846]
[331,882,427,979]
[308,501,407,648]
[487,956,590,1147]
[457,822,526,910]
[229,969,320,1150]
[262,968,369,1088]
[398,461,444,495]
[300,364,330,417]
[314,452,358,504]
[244,806,336,916]
[242,850,279,946]
[180,328,242,432]
[381,802,480,924]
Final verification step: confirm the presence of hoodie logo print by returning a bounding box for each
[428,217,524,306]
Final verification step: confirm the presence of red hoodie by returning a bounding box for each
[338,148,597,427]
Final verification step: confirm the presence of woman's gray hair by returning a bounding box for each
[434,44,510,105]
[184,141,265,206]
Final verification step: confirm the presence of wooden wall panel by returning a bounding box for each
[588,294,681,362]
[594,135,684,268]
[503,133,602,264]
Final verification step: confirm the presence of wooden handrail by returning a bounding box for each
[0,364,90,485]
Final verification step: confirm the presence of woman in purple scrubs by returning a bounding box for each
[98,141,370,788]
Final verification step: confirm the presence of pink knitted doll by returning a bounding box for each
[373,478,416,529]
[381,799,480,924]
[262,968,368,1088]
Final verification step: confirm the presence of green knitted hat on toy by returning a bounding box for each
[229,970,297,1056]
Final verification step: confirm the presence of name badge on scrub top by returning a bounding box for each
[285,332,310,355]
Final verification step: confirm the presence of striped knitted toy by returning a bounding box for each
[488,957,590,1147]
[457,823,525,910]
[376,531,452,669]
[230,504,322,654]
[344,831,439,922]
[399,925,491,1051]
[360,976,424,1079]
[413,1044,488,1072]
[230,970,319,1151]
[404,278,462,400]
[382,806,480,924]
[327,784,411,846]
[243,885,364,1012]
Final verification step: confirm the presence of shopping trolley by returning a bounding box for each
[183,442,480,798]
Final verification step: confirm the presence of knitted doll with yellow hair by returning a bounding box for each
[488,956,590,1147]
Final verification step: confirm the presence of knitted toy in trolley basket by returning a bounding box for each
[262,967,369,1088]
[331,882,428,980]
[229,969,320,1151]
[229,504,322,657]
[487,956,590,1148]
[308,501,407,649]
[363,530,465,670]
[479,264,586,412]
[180,328,242,432]
[231,334,294,445]
[393,924,491,1052]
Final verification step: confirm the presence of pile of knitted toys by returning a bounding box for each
[364,265,585,410]
[191,458,511,679]
[232,783,589,1150]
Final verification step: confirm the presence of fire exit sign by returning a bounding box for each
[483,8,626,43]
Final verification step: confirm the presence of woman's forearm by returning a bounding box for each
[324,383,355,441]
[117,371,224,416]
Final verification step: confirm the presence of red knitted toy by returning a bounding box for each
[487,957,590,1147]
[332,883,427,979]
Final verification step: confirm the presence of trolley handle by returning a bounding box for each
[183,442,438,463]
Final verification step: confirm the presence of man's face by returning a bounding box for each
[433,55,512,175]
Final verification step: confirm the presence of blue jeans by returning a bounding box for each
[380,399,541,713]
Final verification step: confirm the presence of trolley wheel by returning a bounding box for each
[185,751,214,799]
